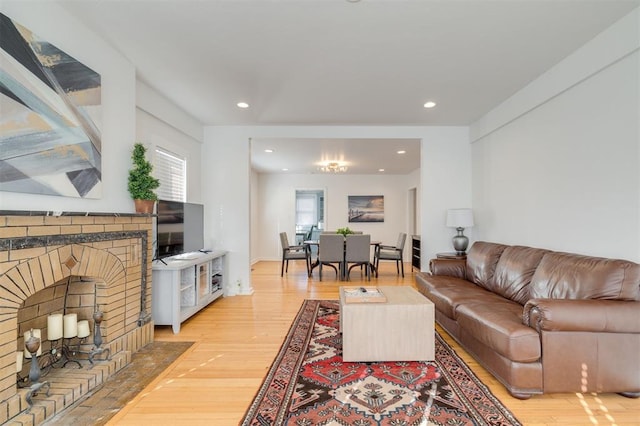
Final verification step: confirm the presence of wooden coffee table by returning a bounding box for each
[339,286,435,362]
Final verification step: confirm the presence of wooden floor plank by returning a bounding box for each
[106,260,640,425]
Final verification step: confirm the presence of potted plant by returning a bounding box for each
[336,227,354,237]
[128,142,160,214]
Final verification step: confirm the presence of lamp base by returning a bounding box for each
[452,227,469,254]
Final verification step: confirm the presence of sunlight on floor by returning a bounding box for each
[574,362,618,426]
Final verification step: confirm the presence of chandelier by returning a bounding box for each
[319,162,348,173]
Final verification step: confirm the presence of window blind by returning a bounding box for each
[296,194,317,226]
[154,148,186,202]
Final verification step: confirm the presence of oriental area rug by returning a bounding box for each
[241,299,521,426]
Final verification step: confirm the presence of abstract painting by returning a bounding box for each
[348,195,384,223]
[0,13,102,198]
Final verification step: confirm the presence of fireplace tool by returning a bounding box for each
[87,310,111,366]
[24,330,50,412]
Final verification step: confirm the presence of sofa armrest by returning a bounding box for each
[429,258,466,278]
[523,299,640,333]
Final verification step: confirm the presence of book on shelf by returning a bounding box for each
[343,286,387,303]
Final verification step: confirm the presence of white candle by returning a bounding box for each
[16,352,23,372]
[77,320,90,339]
[63,313,78,338]
[47,313,63,340]
[24,329,42,358]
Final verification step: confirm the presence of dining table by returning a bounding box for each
[304,239,381,280]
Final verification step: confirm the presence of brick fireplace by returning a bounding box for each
[0,212,154,424]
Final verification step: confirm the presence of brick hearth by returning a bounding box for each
[0,212,154,425]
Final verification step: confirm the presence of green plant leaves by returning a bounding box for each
[128,143,160,200]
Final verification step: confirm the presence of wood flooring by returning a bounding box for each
[106,261,640,425]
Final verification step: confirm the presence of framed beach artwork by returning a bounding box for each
[348,195,384,223]
[0,13,102,198]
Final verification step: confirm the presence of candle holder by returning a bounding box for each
[88,311,110,366]
[24,331,50,413]
[48,338,83,369]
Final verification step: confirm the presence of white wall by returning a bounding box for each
[203,126,471,294]
[202,127,252,295]
[136,82,203,143]
[1,3,136,213]
[250,169,260,263]
[255,173,414,262]
[470,9,640,261]
[420,129,473,268]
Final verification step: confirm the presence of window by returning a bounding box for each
[295,189,324,245]
[296,194,317,227]
[154,148,186,202]
[295,189,324,229]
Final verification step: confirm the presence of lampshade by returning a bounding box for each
[446,208,474,228]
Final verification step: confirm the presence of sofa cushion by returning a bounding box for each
[465,241,507,289]
[487,246,549,305]
[456,300,541,363]
[530,252,640,301]
[415,274,504,319]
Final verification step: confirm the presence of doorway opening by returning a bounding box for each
[408,187,417,236]
[295,189,325,254]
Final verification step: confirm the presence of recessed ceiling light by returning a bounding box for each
[282,168,289,171]
[264,149,274,153]
[397,150,406,154]
[423,101,436,108]
[237,102,249,108]
[378,169,385,172]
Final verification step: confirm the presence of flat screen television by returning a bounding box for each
[156,200,205,259]
[156,200,184,258]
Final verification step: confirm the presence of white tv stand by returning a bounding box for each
[152,250,227,333]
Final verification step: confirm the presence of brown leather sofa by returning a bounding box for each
[415,241,640,399]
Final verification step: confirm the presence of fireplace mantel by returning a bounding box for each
[0,210,154,217]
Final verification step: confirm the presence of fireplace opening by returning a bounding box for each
[16,276,109,384]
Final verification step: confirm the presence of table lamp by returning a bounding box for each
[446,208,474,254]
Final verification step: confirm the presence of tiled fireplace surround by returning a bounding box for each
[0,212,154,425]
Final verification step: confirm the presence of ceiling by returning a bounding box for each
[251,138,420,174]
[56,0,639,174]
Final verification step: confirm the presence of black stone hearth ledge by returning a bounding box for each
[0,210,155,217]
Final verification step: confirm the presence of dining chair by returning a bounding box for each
[304,226,322,261]
[279,232,310,277]
[345,234,372,281]
[318,233,344,281]
[304,225,317,241]
[374,232,407,277]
